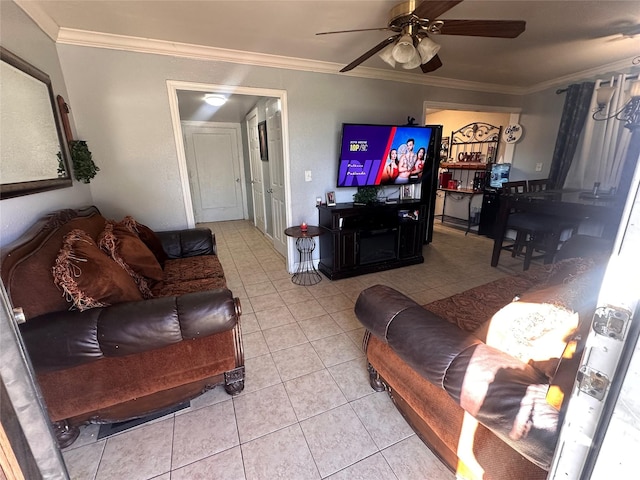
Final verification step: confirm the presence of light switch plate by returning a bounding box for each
[305,170,312,182]
[535,162,543,172]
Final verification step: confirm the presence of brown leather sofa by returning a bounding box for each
[355,254,605,480]
[1,206,244,447]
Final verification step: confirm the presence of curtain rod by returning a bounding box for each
[556,73,639,94]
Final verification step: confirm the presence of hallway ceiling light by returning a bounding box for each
[204,93,227,106]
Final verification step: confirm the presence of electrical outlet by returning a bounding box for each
[535,162,543,172]
[305,170,312,182]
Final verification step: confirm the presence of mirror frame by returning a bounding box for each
[0,47,72,200]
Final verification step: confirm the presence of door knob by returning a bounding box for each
[236,178,240,183]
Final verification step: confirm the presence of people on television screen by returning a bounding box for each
[396,138,417,184]
[381,149,399,184]
[411,147,426,178]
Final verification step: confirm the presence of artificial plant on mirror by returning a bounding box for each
[56,96,100,184]
[68,141,99,183]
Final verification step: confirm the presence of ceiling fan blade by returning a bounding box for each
[316,27,392,35]
[340,34,400,72]
[413,1,463,20]
[438,20,526,38]
[420,54,443,73]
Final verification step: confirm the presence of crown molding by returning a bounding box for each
[14,0,59,41]
[523,57,640,95]
[17,3,638,98]
[55,28,527,96]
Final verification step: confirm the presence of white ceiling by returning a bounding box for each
[177,91,263,123]
[19,0,640,90]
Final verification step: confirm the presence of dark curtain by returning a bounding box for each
[548,82,595,189]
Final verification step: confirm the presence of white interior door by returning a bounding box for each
[266,99,287,257]
[182,122,246,222]
[246,110,266,233]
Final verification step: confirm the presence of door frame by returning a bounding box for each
[166,81,293,263]
[423,100,522,164]
[245,107,267,233]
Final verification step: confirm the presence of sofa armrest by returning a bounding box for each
[20,289,240,372]
[156,228,216,258]
[355,284,559,470]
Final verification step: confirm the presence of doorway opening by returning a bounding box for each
[166,81,292,261]
[424,101,521,236]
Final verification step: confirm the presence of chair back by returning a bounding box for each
[528,179,549,193]
[503,180,527,194]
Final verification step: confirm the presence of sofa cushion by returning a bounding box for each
[424,272,543,332]
[53,229,143,311]
[121,216,168,266]
[98,221,163,297]
[482,291,578,379]
[162,256,226,284]
[152,277,227,298]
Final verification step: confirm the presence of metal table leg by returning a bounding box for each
[292,237,322,286]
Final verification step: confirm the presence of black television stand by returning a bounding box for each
[317,201,426,280]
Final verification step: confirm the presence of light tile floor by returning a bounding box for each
[62,222,523,479]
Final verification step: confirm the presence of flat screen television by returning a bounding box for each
[336,123,439,187]
[489,163,512,189]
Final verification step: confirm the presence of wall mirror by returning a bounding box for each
[0,47,72,199]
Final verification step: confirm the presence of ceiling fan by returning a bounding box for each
[316,0,526,74]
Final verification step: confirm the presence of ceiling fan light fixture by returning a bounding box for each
[378,43,396,68]
[391,34,416,63]
[417,36,441,64]
[204,93,227,107]
[402,49,422,69]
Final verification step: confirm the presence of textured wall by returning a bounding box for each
[55,43,522,238]
[0,1,92,247]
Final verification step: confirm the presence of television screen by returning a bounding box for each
[489,163,512,188]
[336,124,436,187]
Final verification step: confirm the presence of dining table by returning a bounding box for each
[490,188,622,267]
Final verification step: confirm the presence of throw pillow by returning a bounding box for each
[121,216,168,265]
[52,229,143,311]
[98,221,164,297]
[484,295,579,379]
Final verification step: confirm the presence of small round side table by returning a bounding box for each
[284,225,323,286]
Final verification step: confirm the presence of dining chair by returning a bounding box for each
[500,180,568,270]
[527,178,549,193]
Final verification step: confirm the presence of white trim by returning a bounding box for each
[166,83,196,228]
[425,101,522,114]
[166,81,294,269]
[16,6,639,96]
[423,100,521,165]
[245,107,263,231]
[54,28,525,95]
[525,57,639,95]
[277,91,296,270]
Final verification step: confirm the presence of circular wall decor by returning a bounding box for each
[503,124,523,144]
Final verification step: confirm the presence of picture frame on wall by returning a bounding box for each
[258,121,268,161]
[326,191,336,206]
[400,184,414,201]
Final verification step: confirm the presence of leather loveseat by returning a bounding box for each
[355,252,606,480]
[1,206,244,447]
